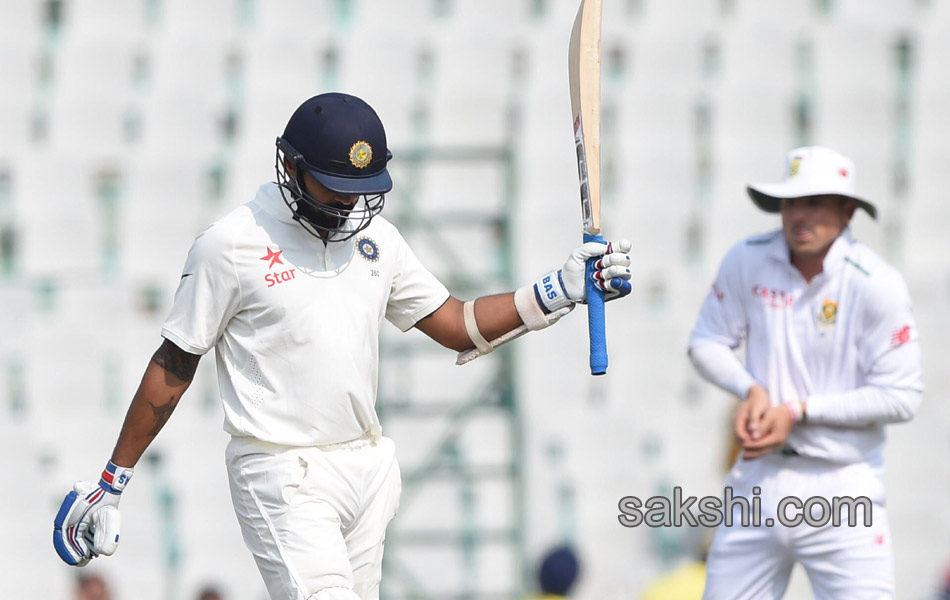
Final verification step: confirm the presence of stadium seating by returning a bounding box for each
[4,1,948,598]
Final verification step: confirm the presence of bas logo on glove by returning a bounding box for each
[53,461,133,566]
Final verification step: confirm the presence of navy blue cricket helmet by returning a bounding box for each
[275,92,393,241]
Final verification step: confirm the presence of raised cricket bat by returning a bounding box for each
[568,0,607,375]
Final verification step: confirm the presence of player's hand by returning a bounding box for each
[734,385,771,447]
[53,462,133,566]
[741,404,796,459]
[558,239,633,305]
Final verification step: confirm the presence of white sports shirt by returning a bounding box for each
[689,228,922,466]
[162,183,450,446]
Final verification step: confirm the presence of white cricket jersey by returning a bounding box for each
[689,228,922,465]
[162,183,450,446]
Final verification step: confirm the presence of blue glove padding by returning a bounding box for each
[536,239,632,312]
[53,462,132,566]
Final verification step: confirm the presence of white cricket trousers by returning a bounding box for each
[226,435,402,600]
[702,452,893,600]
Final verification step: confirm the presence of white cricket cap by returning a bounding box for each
[746,146,877,219]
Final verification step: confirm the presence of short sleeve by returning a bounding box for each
[161,224,242,355]
[689,242,748,350]
[384,231,450,332]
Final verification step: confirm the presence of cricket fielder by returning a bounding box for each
[688,146,922,599]
[52,93,633,600]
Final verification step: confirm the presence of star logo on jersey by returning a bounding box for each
[818,299,837,325]
[356,236,379,262]
[260,247,284,269]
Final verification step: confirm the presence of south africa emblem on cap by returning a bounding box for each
[356,236,379,262]
[349,141,373,169]
[789,156,802,177]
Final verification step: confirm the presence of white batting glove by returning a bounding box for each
[461,239,632,365]
[537,239,632,311]
[53,461,133,566]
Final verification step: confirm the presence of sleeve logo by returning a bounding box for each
[890,325,911,347]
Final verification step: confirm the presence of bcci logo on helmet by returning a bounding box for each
[349,141,373,169]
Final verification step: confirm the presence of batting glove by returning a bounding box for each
[53,461,133,566]
[536,239,632,312]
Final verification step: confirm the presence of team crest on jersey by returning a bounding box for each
[818,299,837,325]
[349,141,373,169]
[356,236,379,262]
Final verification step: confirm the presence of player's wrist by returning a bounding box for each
[516,284,565,331]
[99,461,134,494]
[783,401,805,426]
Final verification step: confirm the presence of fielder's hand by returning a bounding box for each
[536,239,632,313]
[53,462,133,566]
[735,386,802,460]
[741,403,796,459]
[735,384,771,446]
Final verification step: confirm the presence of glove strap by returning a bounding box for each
[99,461,134,494]
[533,270,573,314]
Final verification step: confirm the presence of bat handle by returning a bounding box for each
[584,232,607,375]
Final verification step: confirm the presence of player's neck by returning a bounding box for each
[790,251,826,283]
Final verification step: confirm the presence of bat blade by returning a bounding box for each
[568,0,607,375]
[569,0,602,237]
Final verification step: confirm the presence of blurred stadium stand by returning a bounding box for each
[1,0,948,599]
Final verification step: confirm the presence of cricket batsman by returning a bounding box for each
[52,92,633,600]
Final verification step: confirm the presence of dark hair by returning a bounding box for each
[196,586,224,600]
[538,545,580,595]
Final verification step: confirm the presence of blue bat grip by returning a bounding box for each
[584,232,607,375]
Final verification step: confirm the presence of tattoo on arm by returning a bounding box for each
[150,339,201,382]
[148,394,180,437]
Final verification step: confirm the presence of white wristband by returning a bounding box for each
[463,300,493,355]
[515,285,550,331]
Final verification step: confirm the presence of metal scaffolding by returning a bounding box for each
[377,143,524,600]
